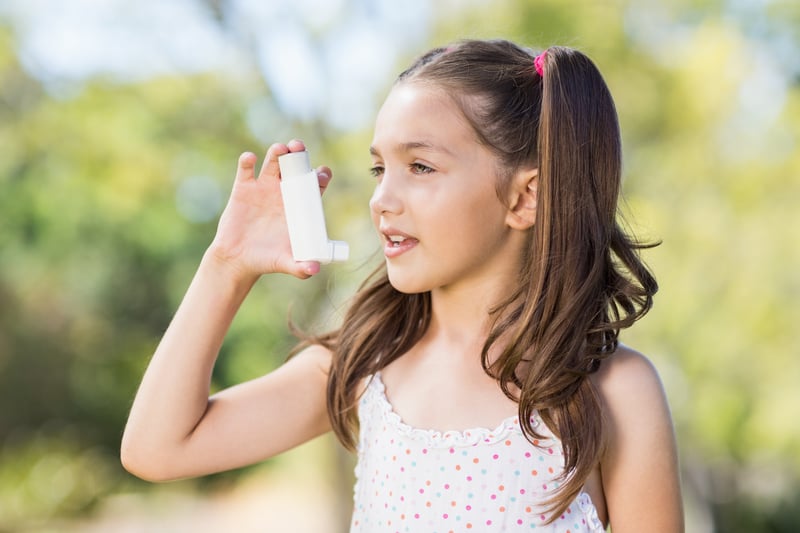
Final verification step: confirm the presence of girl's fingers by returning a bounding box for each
[316,166,332,194]
[258,143,289,181]
[286,139,306,153]
[235,152,259,182]
[259,140,307,181]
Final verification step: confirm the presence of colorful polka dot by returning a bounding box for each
[349,374,603,532]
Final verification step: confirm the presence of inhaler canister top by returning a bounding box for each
[277,151,312,177]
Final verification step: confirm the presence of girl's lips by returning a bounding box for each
[383,236,418,258]
[380,226,418,258]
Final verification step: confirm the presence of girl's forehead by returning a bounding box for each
[371,82,476,154]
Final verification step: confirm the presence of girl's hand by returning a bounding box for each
[207,140,333,281]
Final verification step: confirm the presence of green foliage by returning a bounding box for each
[0,23,351,526]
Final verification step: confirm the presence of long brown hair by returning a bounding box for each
[315,39,657,521]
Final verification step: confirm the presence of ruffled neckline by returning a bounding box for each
[368,372,543,448]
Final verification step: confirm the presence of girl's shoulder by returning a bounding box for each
[590,345,684,529]
[590,344,671,433]
[590,344,665,403]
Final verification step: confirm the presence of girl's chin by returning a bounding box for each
[386,272,432,295]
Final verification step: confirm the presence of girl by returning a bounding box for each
[122,39,683,531]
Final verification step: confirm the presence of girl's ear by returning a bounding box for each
[505,167,538,230]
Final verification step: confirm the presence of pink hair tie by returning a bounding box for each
[534,51,547,77]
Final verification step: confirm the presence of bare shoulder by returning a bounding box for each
[591,344,685,532]
[591,344,667,410]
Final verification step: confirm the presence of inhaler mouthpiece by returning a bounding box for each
[278,151,349,264]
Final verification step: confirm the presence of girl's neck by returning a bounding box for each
[424,279,511,354]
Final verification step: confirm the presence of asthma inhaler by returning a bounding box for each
[278,151,349,263]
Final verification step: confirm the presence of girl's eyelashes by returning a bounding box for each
[369,161,435,178]
[410,162,434,174]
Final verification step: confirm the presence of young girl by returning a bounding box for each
[122,39,683,531]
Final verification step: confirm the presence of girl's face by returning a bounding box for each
[369,82,526,296]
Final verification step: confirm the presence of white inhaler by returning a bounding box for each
[278,151,349,263]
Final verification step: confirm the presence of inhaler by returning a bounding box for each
[278,151,349,264]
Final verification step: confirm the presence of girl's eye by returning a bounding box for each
[369,165,385,178]
[410,162,434,174]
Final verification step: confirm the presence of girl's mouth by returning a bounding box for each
[382,232,418,258]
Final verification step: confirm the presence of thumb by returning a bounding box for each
[280,258,321,279]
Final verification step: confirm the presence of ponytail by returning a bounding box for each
[494,46,658,520]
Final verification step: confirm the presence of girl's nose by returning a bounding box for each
[369,175,403,216]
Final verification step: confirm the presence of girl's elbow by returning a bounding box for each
[120,441,179,483]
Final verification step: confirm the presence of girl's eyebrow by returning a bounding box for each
[370,141,453,158]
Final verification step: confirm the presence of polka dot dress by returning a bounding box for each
[350,374,604,532]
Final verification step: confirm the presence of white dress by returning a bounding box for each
[350,373,605,532]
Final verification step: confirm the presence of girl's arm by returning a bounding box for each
[121,141,333,481]
[595,346,684,532]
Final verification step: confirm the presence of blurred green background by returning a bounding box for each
[0,0,797,531]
